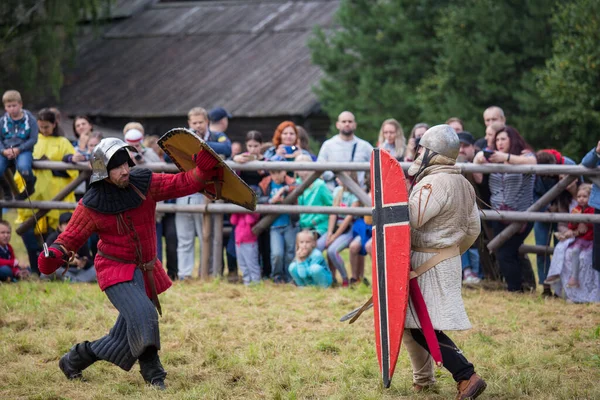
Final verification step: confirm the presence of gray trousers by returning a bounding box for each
[90,269,160,371]
[175,193,214,277]
[236,242,261,284]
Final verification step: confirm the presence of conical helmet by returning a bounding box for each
[418,124,460,160]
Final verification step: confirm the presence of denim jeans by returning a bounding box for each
[534,221,556,284]
[460,247,481,277]
[0,151,33,178]
[270,224,297,282]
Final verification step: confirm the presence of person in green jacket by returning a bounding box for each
[295,154,334,250]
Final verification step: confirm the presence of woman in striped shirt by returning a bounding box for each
[473,125,537,292]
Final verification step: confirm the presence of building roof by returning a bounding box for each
[61,0,338,119]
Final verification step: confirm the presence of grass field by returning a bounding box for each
[1,212,599,399]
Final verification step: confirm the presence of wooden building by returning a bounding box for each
[59,0,339,144]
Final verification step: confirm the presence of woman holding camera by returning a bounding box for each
[473,125,537,292]
[263,121,311,161]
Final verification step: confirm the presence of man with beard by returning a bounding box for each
[38,138,223,389]
[317,111,373,187]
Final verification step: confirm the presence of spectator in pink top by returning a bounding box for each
[230,211,261,285]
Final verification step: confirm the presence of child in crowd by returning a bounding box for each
[0,220,30,281]
[289,230,332,287]
[230,208,261,285]
[547,184,595,288]
[44,212,96,283]
[0,90,38,200]
[326,173,361,287]
[233,130,267,187]
[258,156,297,283]
[234,131,270,277]
[295,154,333,250]
[348,176,372,286]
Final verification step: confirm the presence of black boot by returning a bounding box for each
[139,347,167,390]
[59,341,99,380]
[15,175,36,201]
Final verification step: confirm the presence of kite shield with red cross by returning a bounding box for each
[370,148,411,388]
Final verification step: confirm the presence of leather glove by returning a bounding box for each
[37,246,67,275]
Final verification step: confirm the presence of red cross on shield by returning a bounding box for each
[370,148,411,388]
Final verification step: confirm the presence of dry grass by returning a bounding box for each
[1,276,599,399]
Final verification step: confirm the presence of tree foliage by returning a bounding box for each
[535,0,600,157]
[309,0,451,140]
[417,0,555,145]
[0,0,112,102]
[310,0,597,159]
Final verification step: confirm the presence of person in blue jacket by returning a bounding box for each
[581,140,600,271]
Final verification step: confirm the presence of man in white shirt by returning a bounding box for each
[317,111,373,187]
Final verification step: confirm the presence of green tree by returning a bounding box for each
[416,0,555,142]
[0,0,112,101]
[536,0,600,158]
[309,0,451,142]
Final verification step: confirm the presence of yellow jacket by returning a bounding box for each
[15,134,77,234]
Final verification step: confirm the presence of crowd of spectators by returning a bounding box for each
[0,89,598,303]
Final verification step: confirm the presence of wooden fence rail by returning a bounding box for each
[2,160,600,280]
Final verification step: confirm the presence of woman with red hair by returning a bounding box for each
[264,121,310,161]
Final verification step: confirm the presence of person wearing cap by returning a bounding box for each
[43,212,96,283]
[403,124,486,398]
[37,137,224,390]
[208,106,232,135]
[124,127,162,164]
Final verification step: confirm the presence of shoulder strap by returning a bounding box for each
[350,142,358,161]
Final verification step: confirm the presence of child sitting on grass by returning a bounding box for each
[546,184,594,288]
[0,220,31,281]
[289,230,332,288]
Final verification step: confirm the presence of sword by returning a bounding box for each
[339,296,373,323]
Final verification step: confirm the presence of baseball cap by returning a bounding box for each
[124,128,144,144]
[208,107,232,122]
[59,212,73,225]
[457,132,475,145]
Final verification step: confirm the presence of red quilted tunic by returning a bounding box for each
[44,168,204,296]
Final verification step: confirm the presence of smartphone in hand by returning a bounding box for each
[483,149,495,160]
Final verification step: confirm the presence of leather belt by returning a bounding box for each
[98,250,162,316]
[409,245,460,279]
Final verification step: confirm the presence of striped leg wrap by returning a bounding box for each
[90,269,161,371]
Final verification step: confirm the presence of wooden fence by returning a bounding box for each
[2,160,600,280]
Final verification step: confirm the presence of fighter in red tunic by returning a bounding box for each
[38,138,223,389]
